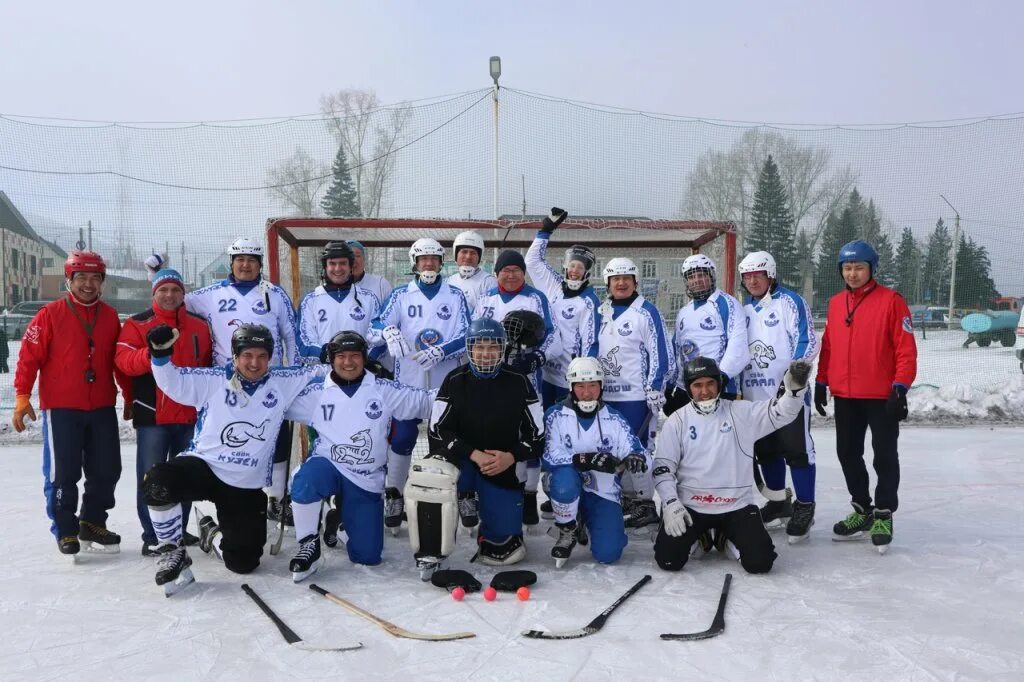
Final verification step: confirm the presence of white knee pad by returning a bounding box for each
[404,457,459,558]
[266,460,287,499]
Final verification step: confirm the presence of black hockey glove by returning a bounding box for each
[490,570,537,592]
[146,324,178,358]
[540,206,568,234]
[886,385,909,421]
[507,349,545,374]
[814,383,828,416]
[431,569,481,593]
[365,357,394,380]
[572,451,620,474]
[620,453,648,474]
[663,385,691,417]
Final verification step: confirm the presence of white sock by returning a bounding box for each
[552,497,579,526]
[149,504,183,545]
[387,449,412,493]
[267,461,288,499]
[292,500,322,541]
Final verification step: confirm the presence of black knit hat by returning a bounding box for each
[494,250,526,274]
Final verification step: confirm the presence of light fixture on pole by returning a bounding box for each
[939,194,961,330]
[490,56,501,219]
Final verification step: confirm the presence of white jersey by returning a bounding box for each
[297,285,381,362]
[368,279,470,389]
[596,296,674,401]
[543,403,647,504]
[653,388,805,514]
[354,272,391,305]
[474,284,562,361]
[152,359,322,489]
[672,289,748,394]
[286,372,433,493]
[741,285,819,400]
[186,278,299,367]
[526,234,602,388]
[448,268,497,314]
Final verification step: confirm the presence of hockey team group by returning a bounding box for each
[11,207,918,597]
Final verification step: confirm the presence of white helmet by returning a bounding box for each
[603,257,638,286]
[681,253,716,300]
[409,238,445,284]
[453,231,485,279]
[738,251,777,280]
[228,237,263,261]
[566,356,604,414]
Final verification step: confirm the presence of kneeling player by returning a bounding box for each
[411,319,544,578]
[143,324,323,595]
[543,357,647,568]
[652,357,810,575]
[283,331,433,582]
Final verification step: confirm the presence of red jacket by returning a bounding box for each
[115,303,213,426]
[816,281,918,399]
[15,296,130,410]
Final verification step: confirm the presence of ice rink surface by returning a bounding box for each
[1,425,1022,681]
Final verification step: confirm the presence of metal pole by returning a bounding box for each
[940,195,960,330]
[492,83,499,220]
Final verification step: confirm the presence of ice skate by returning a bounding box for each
[786,500,816,544]
[871,509,893,555]
[713,529,741,561]
[289,534,324,583]
[689,530,713,559]
[523,491,540,534]
[832,503,873,541]
[323,507,341,548]
[415,555,447,581]
[550,521,578,569]
[197,512,222,558]
[79,521,120,554]
[539,499,554,520]
[624,498,658,539]
[268,495,294,528]
[384,487,404,537]
[155,546,195,597]
[59,535,81,563]
[458,491,479,535]
[760,489,793,530]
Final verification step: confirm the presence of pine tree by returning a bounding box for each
[814,190,862,300]
[746,155,799,288]
[893,227,923,304]
[953,235,999,309]
[320,144,361,218]
[921,218,952,305]
[794,230,811,286]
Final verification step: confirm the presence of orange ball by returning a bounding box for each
[484,586,497,601]
[451,586,465,601]
[517,586,530,601]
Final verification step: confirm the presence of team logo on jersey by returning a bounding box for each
[902,316,913,333]
[719,422,733,434]
[617,321,633,337]
[563,434,573,450]
[436,304,452,320]
[560,307,576,320]
[329,429,373,466]
[221,419,270,448]
[750,341,777,369]
[416,328,443,350]
[262,392,278,408]
[350,306,366,321]
[700,316,716,331]
[765,312,780,327]
[252,300,269,315]
[598,436,612,453]
[599,347,622,377]
[365,399,383,420]
[679,338,699,363]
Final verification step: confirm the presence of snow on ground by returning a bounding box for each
[1,425,1022,681]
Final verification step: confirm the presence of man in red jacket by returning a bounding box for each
[814,240,917,553]
[13,251,132,558]
[116,269,213,555]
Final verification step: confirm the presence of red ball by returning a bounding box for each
[484,586,497,601]
[517,586,530,601]
[451,587,465,601]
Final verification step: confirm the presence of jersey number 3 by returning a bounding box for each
[689,426,697,440]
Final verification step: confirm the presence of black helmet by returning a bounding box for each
[502,309,545,350]
[231,324,274,358]
[682,356,724,396]
[321,241,355,284]
[326,330,368,363]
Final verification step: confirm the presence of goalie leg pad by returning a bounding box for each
[405,458,460,558]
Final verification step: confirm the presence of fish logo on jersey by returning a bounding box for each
[700,316,716,331]
[599,346,622,377]
[252,300,269,315]
[416,328,443,350]
[560,306,576,320]
[221,419,270,448]
[329,429,373,466]
[365,399,383,420]
[678,338,700,363]
[750,341,777,369]
[436,304,452,320]
[765,312,780,328]
[617,321,633,337]
[262,392,278,408]
[350,306,366,321]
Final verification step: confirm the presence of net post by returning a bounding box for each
[723,230,737,294]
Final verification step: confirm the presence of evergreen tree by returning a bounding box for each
[875,232,897,288]
[746,155,799,287]
[921,218,952,305]
[953,235,999,309]
[320,144,361,218]
[793,230,811,286]
[893,227,923,304]
[814,190,862,300]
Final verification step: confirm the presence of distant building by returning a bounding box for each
[196,253,230,289]
[0,191,45,307]
[39,238,68,300]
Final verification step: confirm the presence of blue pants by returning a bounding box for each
[604,399,652,447]
[390,418,420,457]
[541,381,570,411]
[761,458,817,503]
[549,465,627,563]
[42,408,122,539]
[291,457,384,565]
[457,462,523,542]
[136,424,194,543]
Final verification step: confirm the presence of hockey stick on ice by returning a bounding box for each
[241,584,363,652]
[522,574,652,640]
[660,573,732,641]
[309,584,476,641]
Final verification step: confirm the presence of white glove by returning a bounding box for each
[382,325,412,359]
[646,388,666,414]
[662,498,693,538]
[412,345,445,369]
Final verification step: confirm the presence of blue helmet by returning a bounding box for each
[837,240,879,274]
[466,318,506,378]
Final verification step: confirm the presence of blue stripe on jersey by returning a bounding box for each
[582,289,602,357]
[640,300,670,391]
[777,286,814,360]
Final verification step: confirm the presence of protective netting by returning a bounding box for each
[1,88,1023,410]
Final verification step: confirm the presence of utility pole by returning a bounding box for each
[87,220,93,251]
[490,56,502,220]
[940,195,961,330]
[521,174,526,218]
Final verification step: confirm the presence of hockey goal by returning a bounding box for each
[266,217,737,324]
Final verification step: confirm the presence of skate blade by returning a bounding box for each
[832,532,868,542]
[524,524,541,536]
[763,519,787,530]
[876,544,890,555]
[292,557,324,583]
[323,537,338,549]
[81,541,120,554]
[554,557,568,569]
[462,524,478,538]
[787,533,809,545]
[540,511,555,521]
[164,568,195,597]
[388,527,401,538]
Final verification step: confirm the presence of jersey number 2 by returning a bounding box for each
[218,299,238,313]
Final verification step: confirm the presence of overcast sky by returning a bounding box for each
[3,0,1022,123]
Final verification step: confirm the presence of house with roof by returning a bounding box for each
[39,238,68,300]
[0,191,45,308]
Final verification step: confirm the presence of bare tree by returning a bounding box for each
[319,89,412,218]
[266,146,329,216]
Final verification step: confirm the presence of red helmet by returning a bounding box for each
[64,251,107,280]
